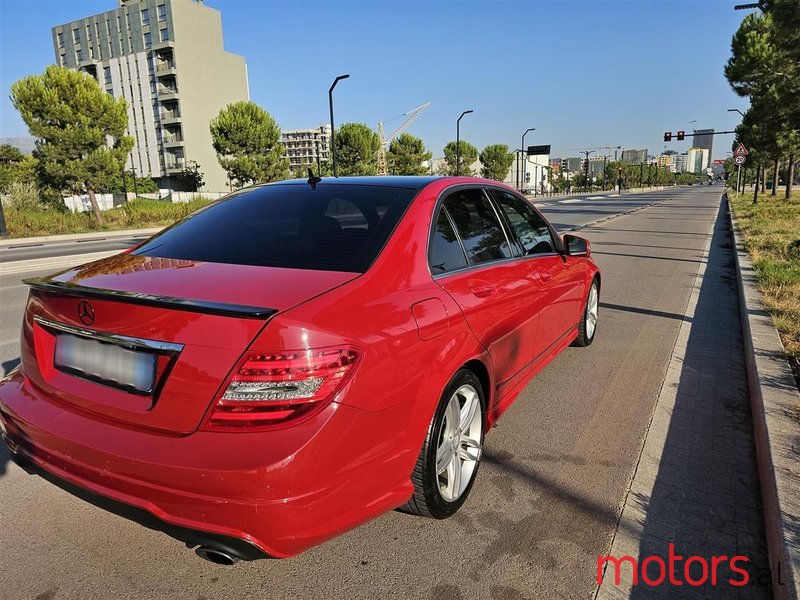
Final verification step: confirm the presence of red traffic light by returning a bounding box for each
[664,132,672,142]
[677,130,685,141]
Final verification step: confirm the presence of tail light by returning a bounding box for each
[201,346,359,431]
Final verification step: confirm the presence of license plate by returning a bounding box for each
[54,333,157,395]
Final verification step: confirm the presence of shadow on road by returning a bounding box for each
[2,357,20,376]
[625,198,772,597]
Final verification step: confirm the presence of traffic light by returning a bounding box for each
[677,130,685,141]
[525,172,530,183]
[664,132,672,142]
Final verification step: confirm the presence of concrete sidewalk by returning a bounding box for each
[597,196,771,598]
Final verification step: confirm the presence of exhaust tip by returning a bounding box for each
[195,546,239,566]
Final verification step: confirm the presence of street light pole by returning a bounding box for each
[328,74,350,177]
[519,127,535,191]
[456,110,473,176]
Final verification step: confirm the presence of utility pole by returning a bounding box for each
[519,128,535,191]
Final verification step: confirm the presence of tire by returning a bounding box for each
[400,369,485,519]
[572,278,599,347]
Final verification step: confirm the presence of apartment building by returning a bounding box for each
[52,0,248,191]
[281,125,331,175]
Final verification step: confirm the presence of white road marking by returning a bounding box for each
[587,196,604,200]
[0,250,119,276]
[559,199,582,204]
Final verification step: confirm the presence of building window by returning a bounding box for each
[141,8,150,25]
[57,32,64,48]
[116,15,122,32]
[144,32,152,47]
[104,66,112,85]
[76,48,83,62]
[72,28,80,43]
[157,4,167,21]
[59,53,66,66]
[150,81,157,95]
[89,46,95,59]
[160,27,169,41]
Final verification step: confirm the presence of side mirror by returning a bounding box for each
[563,234,590,257]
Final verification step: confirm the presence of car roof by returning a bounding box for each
[263,176,443,191]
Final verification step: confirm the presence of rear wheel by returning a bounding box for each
[572,279,599,347]
[401,369,485,519]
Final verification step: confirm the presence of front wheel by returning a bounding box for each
[572,279,599,347]
[400,369,485,519]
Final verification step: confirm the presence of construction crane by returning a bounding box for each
[376,102,430,175]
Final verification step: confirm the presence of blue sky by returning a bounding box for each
[0,0,749,160]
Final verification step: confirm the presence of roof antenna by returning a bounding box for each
[307,168,322,190]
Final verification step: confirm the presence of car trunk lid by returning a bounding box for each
[20,253,358,434]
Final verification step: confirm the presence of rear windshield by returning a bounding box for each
[134,184,418,272]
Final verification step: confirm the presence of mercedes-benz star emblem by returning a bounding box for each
[78,300,95,326]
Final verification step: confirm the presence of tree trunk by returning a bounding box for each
[87,187,104,226]
[753,164,761,204]
[772,157,780,196]
[786,155,795,199]
[760,165,766,193]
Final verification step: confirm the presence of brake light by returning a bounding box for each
[201,346,359,430]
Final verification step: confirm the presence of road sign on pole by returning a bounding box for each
[734,155,747,166]
[733,143,749,157]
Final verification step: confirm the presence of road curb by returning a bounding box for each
[726,192,800,599]
[0,227,162,247]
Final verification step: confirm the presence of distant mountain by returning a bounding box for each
[0,137,37,154]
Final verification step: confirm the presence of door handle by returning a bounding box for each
[468,282,496,298]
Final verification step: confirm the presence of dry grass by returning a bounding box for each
[729,189,800,363]
[4,197,215,238]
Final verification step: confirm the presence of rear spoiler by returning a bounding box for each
[23,277,277,320]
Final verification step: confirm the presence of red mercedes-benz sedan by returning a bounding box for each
[0,176,600,564]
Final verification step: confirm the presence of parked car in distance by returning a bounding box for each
[0,176,600,564]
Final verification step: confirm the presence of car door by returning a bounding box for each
[430,187,541,391]
[487,188,584,361]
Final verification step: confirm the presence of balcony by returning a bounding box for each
[157,85,179,100]
[155,61,176,75]
[160,110,181,124]
[162,133,183,147]
[165,159,186,172]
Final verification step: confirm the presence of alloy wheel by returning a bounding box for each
[435,384,483,502]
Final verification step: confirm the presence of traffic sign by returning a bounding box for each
[734,155,746,166]
[733,143,749,157]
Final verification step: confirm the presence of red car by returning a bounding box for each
[0,176,600,564]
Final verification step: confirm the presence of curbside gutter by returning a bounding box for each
[726,192,800,600]
[0,227,163,248]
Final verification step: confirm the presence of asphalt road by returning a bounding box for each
[0,186,724,599]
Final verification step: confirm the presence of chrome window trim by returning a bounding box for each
[431,252,560,280]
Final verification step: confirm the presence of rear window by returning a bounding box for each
[134,184,418,272]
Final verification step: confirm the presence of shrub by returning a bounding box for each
[2,181,41,211]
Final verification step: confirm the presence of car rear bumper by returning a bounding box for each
[0,369,416,558]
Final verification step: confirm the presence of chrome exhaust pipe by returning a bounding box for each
[195,546,239,565]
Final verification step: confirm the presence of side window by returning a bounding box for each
[429,207,467,275]
[489,189,556,255]
[443,189,513,266]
